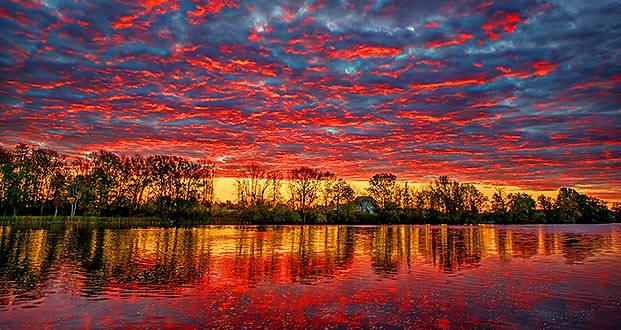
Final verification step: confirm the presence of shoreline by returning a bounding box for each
[1,215,618,228]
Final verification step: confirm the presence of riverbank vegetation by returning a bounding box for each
[1,144,619,225]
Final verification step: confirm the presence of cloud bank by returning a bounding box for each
[1,0,620,199]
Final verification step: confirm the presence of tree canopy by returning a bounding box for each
[0,144,618,225]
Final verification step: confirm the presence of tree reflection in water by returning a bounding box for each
[0,224,620,328]
[1,224,617,296]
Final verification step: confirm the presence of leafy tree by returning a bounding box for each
[429,176,487,222]
[461,184,488,216]
[507,192,536,223]
[430,176,462,218]
[124,155,153,215]
[555,188,582,223]
[537,194,554,211]
[536,194,555,223]
[323,176,356,208]
[412,187,441,217]
[612,203,621,223]
[553,188,612,223]
[366,173,398,211]
[579,195,612,223]
[49,170,68,216]
[4,144,35,215]
[87,150,125,216]
[147,155,175,217]
[491,186,508,214]
[66,158,91,217]
[399,183,414,214]
[30,148,64,215]
[0,146,13,215]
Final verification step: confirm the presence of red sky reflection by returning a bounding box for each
[1,225,620,329]
[0,0,620,199]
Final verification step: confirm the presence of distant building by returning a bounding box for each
[355,196,375,213]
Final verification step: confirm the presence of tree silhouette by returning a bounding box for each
[287,167,328,223]
[555,188,582,223]
[266,169,283,205]
[0,143,616,224]
[507,192,536,223]
[323,177,356,208]
[235,162,270,206]
[366,173,398,211]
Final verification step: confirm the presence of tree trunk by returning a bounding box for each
[70,201,77,217]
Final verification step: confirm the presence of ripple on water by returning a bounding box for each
[1,224,620,329]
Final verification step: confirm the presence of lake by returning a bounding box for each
[1,224,620,329]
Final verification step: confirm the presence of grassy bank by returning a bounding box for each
[0,215,271,228]
[0,216,163,228]
[0,215,337,228]
[2,213,618,228]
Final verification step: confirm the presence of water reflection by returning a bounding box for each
[1,225,618,297]
[1,224,620,328]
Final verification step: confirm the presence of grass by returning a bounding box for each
[0,215,173,228]
[0,214,261,228]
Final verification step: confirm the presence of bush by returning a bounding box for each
[266,204,301,224]
[304,208,327,224]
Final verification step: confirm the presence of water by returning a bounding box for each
[0,224,620,329]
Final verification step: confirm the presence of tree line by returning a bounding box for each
[1,143,619,224]
[0,144,215,219]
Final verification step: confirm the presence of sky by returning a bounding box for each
[1,0,620,201]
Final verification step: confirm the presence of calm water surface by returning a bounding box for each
[0,224,620,329]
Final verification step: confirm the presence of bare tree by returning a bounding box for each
[287,167,327,222]
[266,169,283,205]
[197,161,216,214]
[235,162,270,206]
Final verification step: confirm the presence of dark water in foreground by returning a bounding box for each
[0,224,620,329]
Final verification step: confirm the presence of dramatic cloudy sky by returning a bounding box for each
[1,0,620,199]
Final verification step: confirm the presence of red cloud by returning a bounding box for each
[187,0,239,24]
[247,28,262,42]
[370,63,413,79]
[532,61,556,77]
[416,60,442,67]
[425,33,473,48]
[482,11,522,41]
[409,78,486,91]
[327,45,402,59]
